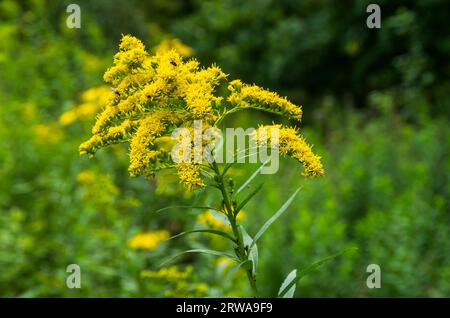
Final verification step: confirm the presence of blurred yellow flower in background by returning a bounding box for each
[154,38,194,57]
[76,169,121,210]
[81,52,104,73]
[21,102,36,122]
[141,265,192,280]
[197,210,245,230]
[140,265,208,297]
[33,123,63,144]
[128,230,169,250]
[59,86,113,126]
[216,255,234,270]
[76,170,96,184]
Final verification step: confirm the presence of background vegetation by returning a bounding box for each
[0,0,448,297]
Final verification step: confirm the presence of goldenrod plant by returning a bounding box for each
[80,35,353,297]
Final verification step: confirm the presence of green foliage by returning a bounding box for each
[174,0,450,119]
[0,0,448,297]
[252,109,449,297]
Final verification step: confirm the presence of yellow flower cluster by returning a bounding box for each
[228,80,303,121]
[253,125,324,177]
[79,35,226,189]
[128,230,169,251]
[59,86,112,126]
[177,162,205,191]
[79,35,323,190]
[128,110,182,176]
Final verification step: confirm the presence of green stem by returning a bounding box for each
[210,161,258,297]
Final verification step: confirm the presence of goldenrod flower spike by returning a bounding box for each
[128,111,183,176]
[176,162,205,191]
[253,125,324,177]
[80,35,228,189]
[228,80,303,121]
[80,35,322,191]
[103,35,149,87]
[182,65,227,122]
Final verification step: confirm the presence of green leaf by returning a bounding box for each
[240,226,258,275]
[221,162,235,177]
[236,183,263,212]
[225,260,252,282]
[221,146,263,178]
[278,269,297,298]
[165,229,236,244]
[278,247,358,297]
[236,160,269,195]
[210,210,230,226]
[160,249,237,267]
[154,205,220,214]
[250,187,301,248]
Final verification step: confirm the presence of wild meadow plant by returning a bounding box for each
[80,35,353,297]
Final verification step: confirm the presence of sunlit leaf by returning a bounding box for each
[278,269,297,298]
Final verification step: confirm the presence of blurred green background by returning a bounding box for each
[0,0,449,297]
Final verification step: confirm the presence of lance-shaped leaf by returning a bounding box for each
[236,160,269,195]
[240,226,258,275]
[278,269,297,298]
[160,249,238,267]
[225,259,252,282]
[210,210,230,226]
[165,229,236,244]
[236,183,263,212]
[250,187,301,249]
[278,247,358,297]
[154,205,221,213]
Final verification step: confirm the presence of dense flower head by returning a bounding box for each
[228,80,303,121]
[253,125,324,177]
[176,162,205,191]
[79,35,227,185]
[79,35,323,190]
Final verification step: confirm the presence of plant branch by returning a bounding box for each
[210,161,259,297]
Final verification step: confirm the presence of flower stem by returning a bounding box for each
[211,161,259,297]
